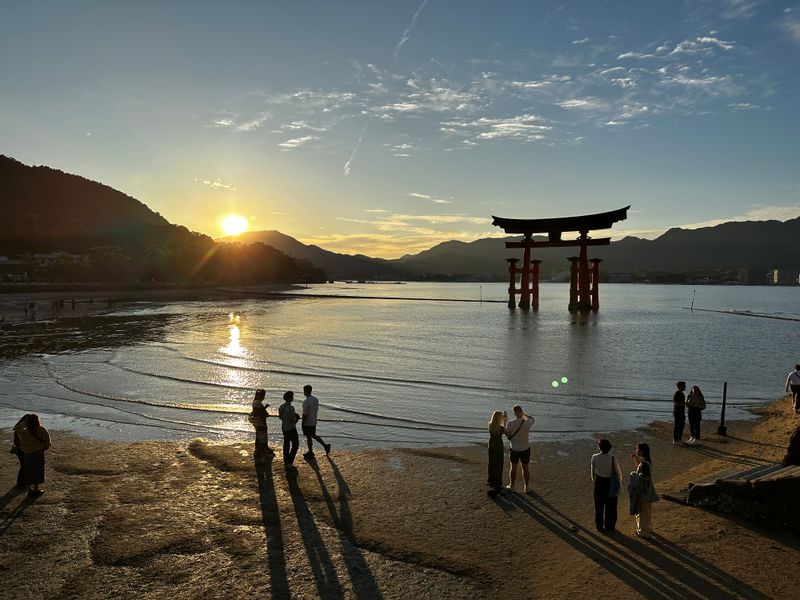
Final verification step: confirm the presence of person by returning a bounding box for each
[591,439,623,533]
[672,381,686,444]
[12,414,28,488]
[504,405,534,493]
[248,389,273,463]
[629,442,659,538]
[301,384,331,459]
[686,385,706,443]
[278,391,300,469]
[486,410,507,497]
[13,414,51,496]
[785,364,800,414]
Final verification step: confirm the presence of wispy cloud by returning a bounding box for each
[210,112,271,132]
[781,12,800,43]
[440,114,551,143]
[278,135,318,150]
[572,37,590,45]
[394,0,430,60]
[668,36,735,55]
[557,97,607,110]
[195,177,237,191]
[407,192,452,205]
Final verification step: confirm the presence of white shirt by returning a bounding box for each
[278,402,297,432]
[505,417,532,452]
[787,370,800,386]
[302,394,319,426]
[591,452,623,481]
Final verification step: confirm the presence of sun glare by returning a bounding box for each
[221,214,249,236]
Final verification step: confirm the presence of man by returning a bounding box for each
[248,389,273,463]
[505,405,534,493]
[278,391,300,469]
[302,384,331,459]
[673,381,686,445]
[785,365,800,414]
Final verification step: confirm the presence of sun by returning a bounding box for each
[221,214,249,236]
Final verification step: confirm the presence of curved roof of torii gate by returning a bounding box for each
[491,205,630,234]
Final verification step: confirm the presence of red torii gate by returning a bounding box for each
[492,206,629,312]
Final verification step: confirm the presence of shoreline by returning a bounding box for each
[2,395,797,598]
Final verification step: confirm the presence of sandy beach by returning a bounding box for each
[2,397,798,599]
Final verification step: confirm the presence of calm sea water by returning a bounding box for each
[1,283,797,448]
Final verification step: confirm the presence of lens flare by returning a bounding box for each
[551,380,559,388]
[561,376,569,384]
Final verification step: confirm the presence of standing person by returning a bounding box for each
[278,391,300,469]
[630,442,659,538]
[672,381,687,445]
[591,439,623,533]
[13,414,51,496]
[12,414,28,488]
[504,405,534,493]
[785,365,800,414]
[486,410,507,497]
[301,385,331,459]
[686,386,706,443]
[248,389,273,463]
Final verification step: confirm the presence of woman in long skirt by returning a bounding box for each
[13,414,51,496]
[487,410,507,497]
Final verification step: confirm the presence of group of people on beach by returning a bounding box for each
[249,384,331,470]
[672,381,707,444]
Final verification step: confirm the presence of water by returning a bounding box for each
[1,283,797,448]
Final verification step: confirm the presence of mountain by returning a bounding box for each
[0,155,324,284]
[219,230,410,279]
[386,219,800,281]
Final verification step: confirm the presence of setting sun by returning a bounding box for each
[220,214,249,236]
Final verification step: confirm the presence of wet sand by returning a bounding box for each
[1,398,798,599]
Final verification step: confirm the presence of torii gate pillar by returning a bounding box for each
[506,258,519,309]
[590,258,602,311]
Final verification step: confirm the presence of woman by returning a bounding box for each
[590,439,623,533]
[630,442,659,538]
[686,386,705,444]
[486,410,507,497]
[13,414,51,496]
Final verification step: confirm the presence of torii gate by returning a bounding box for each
[492,206,629,312]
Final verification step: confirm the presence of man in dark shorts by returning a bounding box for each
[302,384,331,459]
[505,405,534,493]
[673,381,686,444]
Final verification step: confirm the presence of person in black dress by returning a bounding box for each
[487,410,507,497]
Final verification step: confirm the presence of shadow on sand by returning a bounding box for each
[681,443,773,468]
[504,491,769,600]
[255,459,290,600]
[309,456,383,600]
[0,489,37,537]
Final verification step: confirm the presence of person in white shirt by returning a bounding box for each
[590,439,623,533]
[278,391,300,468]
[302,384,331,459]
[504,405,534,493]
[785,365,800,414]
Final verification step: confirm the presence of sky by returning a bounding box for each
[1,0,799,258]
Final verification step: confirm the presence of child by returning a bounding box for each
[249,389,273,463]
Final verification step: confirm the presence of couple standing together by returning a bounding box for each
[487,405,534,497]
[673,381,706,444]
[251,384,330,469]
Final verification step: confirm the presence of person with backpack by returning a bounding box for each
[686,385,706,444]
[13,413,51,496]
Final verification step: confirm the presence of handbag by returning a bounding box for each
[608,456,620,498]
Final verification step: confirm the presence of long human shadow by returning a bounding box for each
[254,459,290,600]
[0,485,25,511]
[307,458,382,600]
[682,443,772,467]
[505,493,692,600]
[284,465,345,599]
[523,492,769,600]
[0,494,37,536]
[724,435,785,449]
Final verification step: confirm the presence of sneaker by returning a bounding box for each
[324,443,331,456]
[688,437,695,444]
[505,484,514,492]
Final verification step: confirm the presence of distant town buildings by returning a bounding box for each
[769,268,800,285]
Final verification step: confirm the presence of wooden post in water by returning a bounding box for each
[567,257,579,312]
[531,259,542,311]
[506,258,519,309]
[590,258,602,311]
[717,381,728,436]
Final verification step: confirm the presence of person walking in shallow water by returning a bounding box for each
[301,385,331,459]
[486,410,507,497]
[591,439,622,532]
[785,364,800,414]
[278,391,300,469]
[672,381,686,444]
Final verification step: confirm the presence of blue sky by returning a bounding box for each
[1,0,799,257]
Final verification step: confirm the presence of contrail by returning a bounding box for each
[394,0,430,61]
[343,0,430,176]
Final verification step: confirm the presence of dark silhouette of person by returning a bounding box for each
[486,410,507,497]
[591,438,623,532]
[301,385,331,459]
[673,381,686,444]
[278,391,300,468]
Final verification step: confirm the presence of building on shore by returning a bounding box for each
[769,268,800,285]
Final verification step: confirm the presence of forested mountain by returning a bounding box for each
[0,155,325,284]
